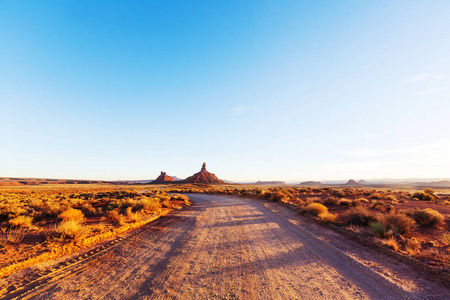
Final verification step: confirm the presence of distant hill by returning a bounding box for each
[255,181,285,185]
[299,181,322,186]
[345,179,360,186]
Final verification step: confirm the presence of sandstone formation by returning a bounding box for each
[345,179,360,186]
[183,163,225,184]
[151,172,174,184]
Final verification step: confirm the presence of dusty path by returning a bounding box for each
[1,194,449,299]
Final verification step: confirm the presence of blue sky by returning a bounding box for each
[1,1,449,182]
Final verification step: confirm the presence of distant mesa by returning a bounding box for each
[358,180,367,185]
[171,175,183,181]
[299,181,322,186]
[183,163,225,184]
[151,172,174,184]
[345,179,360,186]
[255,181,286,185]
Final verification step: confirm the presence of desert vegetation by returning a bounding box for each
[0,185,191,277]
[163,184,450,268]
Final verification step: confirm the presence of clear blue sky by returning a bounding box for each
[1,1,449,182]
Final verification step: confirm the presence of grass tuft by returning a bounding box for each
[304,203,328,216]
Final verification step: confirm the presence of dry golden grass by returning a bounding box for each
[381,213,416,235]
[323,196,338,205]
[8,215,33,228]
[0,228,28,246]
[55,220,90,240]
[345,206,378,226]
[338,198,353,206]
[441,233,450,245]
[107,210,126,226]
[59,208,85,223]
[304,203,328,216]
[380,237,399,251]
[0,185,192,278]
[357,197,369,203]
[318,212,337,223]
[406,208,445,228]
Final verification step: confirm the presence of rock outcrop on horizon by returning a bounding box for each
[183,163,224,184]
[151,172,174,184]
[345,179,360,186]
[299,181,322,186]
[255,181,286,185]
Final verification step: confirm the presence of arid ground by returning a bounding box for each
[1,193,449,299]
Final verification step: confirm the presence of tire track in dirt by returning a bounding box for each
[0,194,449,299]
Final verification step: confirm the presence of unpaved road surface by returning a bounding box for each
[1,194,449,299]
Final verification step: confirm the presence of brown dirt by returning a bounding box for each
[0,194,449,299]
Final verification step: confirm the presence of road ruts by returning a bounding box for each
[0,194,449,299]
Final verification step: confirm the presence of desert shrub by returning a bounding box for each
[386,195,397,202]
[381,213,415,235]
[332,190,346,198]
[56,220,89,240]
[385,204,395,213]
[106,210,125,226]
[370,222,389,237]
[442,233,450,245]
[304,203,328,216]
[161,199,172,208]
[423,188,436,195]
[9,215,33,228]
[357,197,369,203]
[58,208,84,223]
[343,187,357,197]
[171,194,191,204]
[142,199,162,214]
[306,197,321,203]
[323,196,338,205]
[318,212,337,223]
[347,224,363,234]
[351,199,362,207]
[346,207,378,226]
[369,192,383,199]
[380,237,399,251]
[411,191,434,201]
[407,208,445,228]
[271,191,287,202]
[81,203,97,215]
[404,238,421,255]
[126,207,140,223]
[338,199,353,206]
[0,227,28,246]
[371,201,385,211]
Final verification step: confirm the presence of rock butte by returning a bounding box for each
[151,172,174,184]
[183,163,225,184]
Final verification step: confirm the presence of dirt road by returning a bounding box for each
[1,194,449,299]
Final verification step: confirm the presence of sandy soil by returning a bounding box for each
[1,194,449,300]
